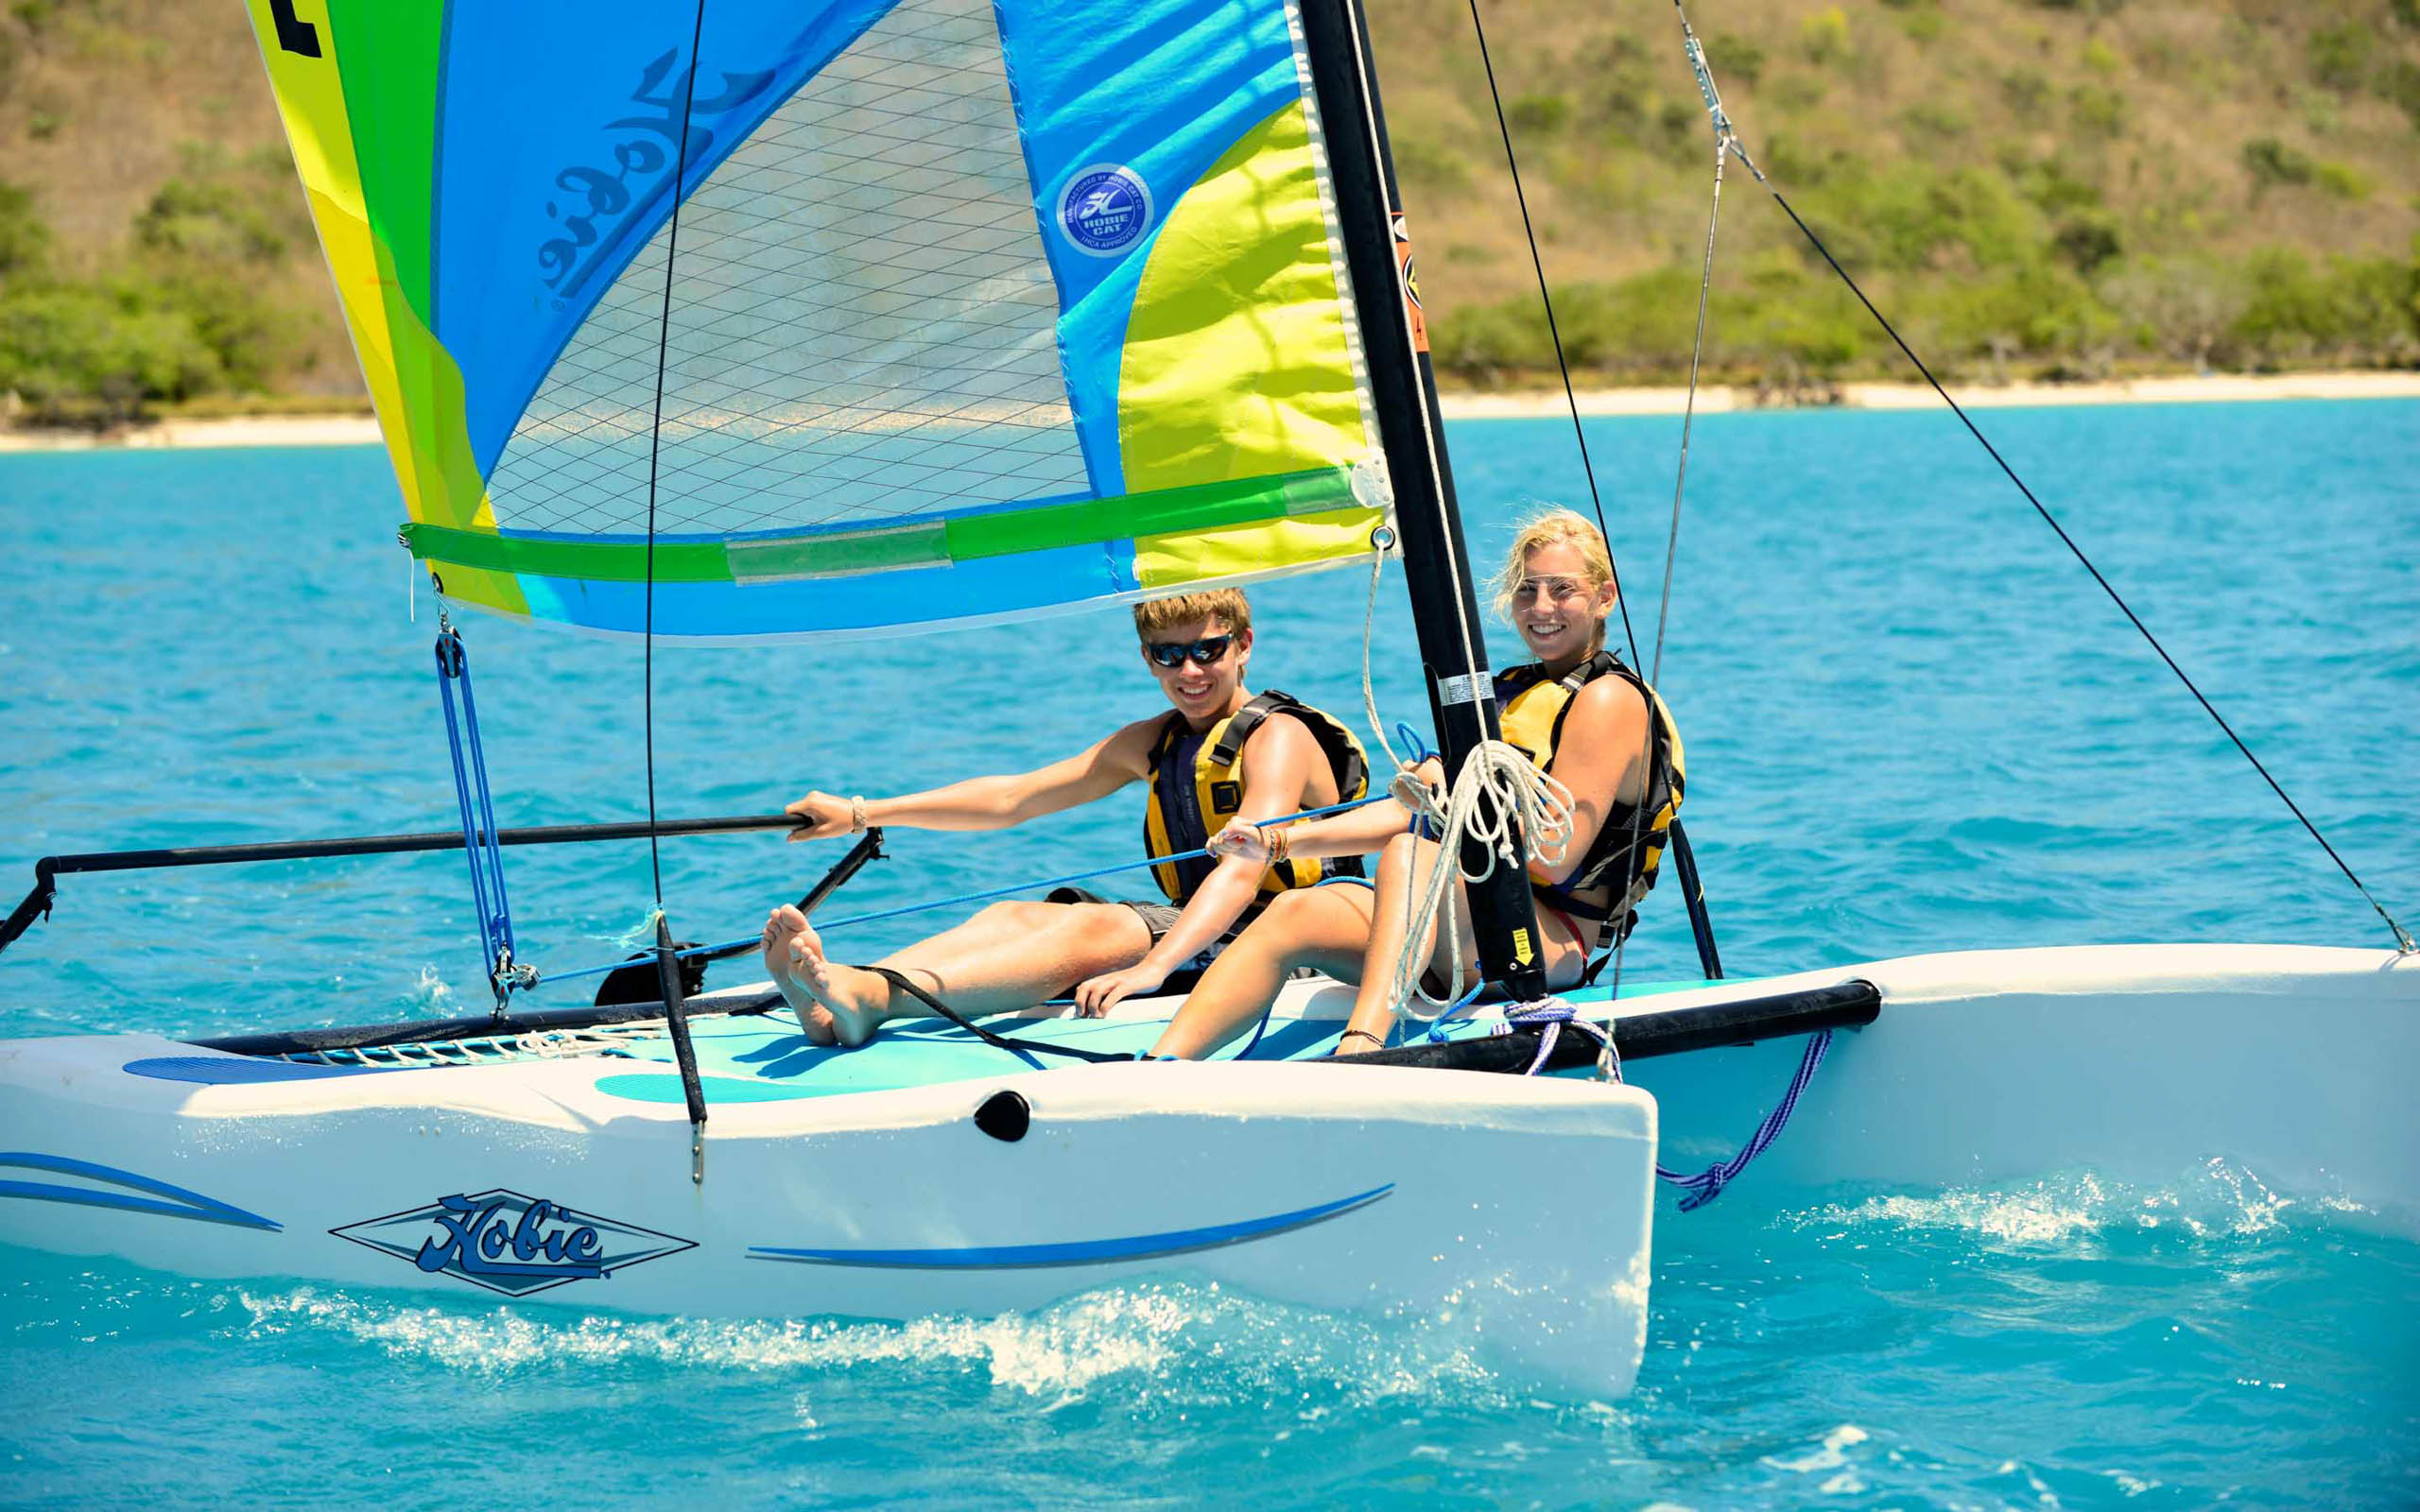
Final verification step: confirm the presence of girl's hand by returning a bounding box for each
[1071,961,1172,1018]
[1389,763,1444,818]
[1207,820,1270,865]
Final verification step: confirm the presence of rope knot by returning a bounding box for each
[1675,1169,1729,1212]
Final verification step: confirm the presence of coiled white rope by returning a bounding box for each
[1382,739,1574,1022]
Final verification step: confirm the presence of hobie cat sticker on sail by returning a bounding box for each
[246,0,1393,643]
[1057,163,1154,255]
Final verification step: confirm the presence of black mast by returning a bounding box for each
[1299,0,1546,1001]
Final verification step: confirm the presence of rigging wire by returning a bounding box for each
[1605,107,1734,1011]
[1466,0,1705,1020]
[1462,0,1641,669]
[638,1,713,915]
[1664,0,2413,954]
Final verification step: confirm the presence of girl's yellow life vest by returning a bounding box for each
[1143,692,1369,905]
[1493,650,1685,923]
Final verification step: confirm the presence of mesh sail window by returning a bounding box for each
[249,0,1390,641]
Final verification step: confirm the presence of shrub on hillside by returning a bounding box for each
[0,180,50,281]
[2378,60,2420,130]
[2232,249,2420,367]
[0,281,223,421]
[2307,22,2373,94]
[2052,212,2124,275]
[123,149,305,391]
[1559,267,1705,374]
[1506,94,1571,135]
[133,162,294,266]
[1430,300,1551,383]
[1913,259,2116,370]
[2240,136,2315,192]
[2101,256,2250,369]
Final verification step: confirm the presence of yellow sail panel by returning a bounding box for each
[1134,505,1384,591]
[1117,101,1371,496]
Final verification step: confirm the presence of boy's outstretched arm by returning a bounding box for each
[784,718,1159,841]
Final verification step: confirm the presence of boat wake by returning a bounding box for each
[1781,1160,2366,1246]
[228,1278,1517,1409]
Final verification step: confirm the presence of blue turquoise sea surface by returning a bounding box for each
[2,400,2415,1507]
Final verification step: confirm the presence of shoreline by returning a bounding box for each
[1,370,2413,454]
[1440,369,2420,419]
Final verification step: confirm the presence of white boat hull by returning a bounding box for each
[3,941,2413,1397]
[1616,943,2420,1235]
[0,1038,1660,1396]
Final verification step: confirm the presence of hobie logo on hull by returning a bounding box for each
[331,1190,695,1297]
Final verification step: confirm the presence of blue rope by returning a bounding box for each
[1231,997,1279,1059]
[434,627,515,989]
[1419,978,1491,1042]
[1651,1030,1832,1211]
[1594,1022,1833,1211]
[535,794,1391,988]
[1472,998,1835,1211]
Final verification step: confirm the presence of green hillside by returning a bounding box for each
[0,0,2415,421]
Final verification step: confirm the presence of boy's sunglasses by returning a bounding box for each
[1144,634,1236,668]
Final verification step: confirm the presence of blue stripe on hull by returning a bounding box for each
[748,1183,1392,1269]
[0,1153,282,1232]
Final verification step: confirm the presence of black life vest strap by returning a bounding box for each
[1494,648,1617,704]
[1536,880,1617,923]
[1207,692,1287,767]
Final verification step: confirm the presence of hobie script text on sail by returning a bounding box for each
[247,0,1391,641]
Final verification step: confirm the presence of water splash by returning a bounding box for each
[231,1280,1513,1411]
[1786,1160,2346,1248]
[404,963,458,1016]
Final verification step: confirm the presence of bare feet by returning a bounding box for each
[763,908,838,1044]
[760,904,892,1048]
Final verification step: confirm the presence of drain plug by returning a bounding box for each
[974,1090,1030,1143]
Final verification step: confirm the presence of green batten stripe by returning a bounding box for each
[942,467,1355,560]
[400,526,729,581]
[399,466,1359,582]
[727,524,948,582]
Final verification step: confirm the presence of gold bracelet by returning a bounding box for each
[849,796,867,834]
[1265,825,1290,866]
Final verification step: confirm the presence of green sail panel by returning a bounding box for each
[250,0,1390,641]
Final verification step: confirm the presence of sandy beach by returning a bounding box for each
[0,412,382,453]
[1,370,2413,453]
[1439,369,2420,419]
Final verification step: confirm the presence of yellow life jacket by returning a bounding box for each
[1143,692,1369,905]
[1494,650,1685,924]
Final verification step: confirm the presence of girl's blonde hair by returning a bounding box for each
[1492,507,1616,627]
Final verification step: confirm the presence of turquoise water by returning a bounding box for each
[3,400,2416,1505]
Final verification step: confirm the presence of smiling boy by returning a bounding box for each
[762,589,1367,1046]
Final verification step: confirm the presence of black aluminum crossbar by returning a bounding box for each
[1335,979,1880,1074]
[1,812,797,954]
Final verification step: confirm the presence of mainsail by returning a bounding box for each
[247,0,1392,641]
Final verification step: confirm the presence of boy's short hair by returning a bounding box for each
[1132,588,1251,641]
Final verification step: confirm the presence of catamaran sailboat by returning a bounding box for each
[1,0,2411,1399]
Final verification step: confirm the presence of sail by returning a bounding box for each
[246,0,1392,641]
